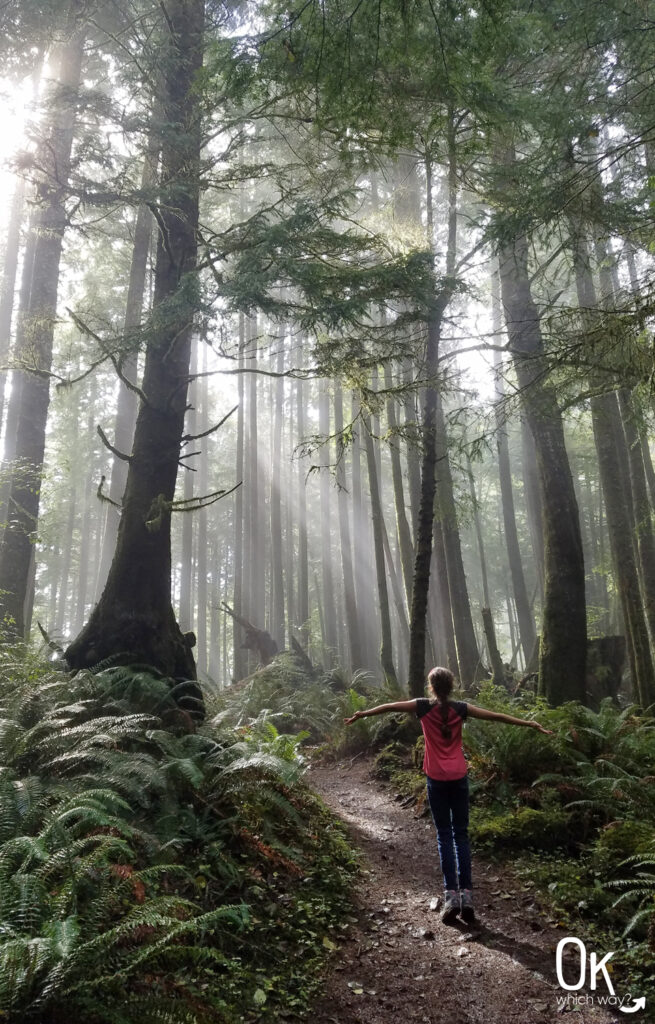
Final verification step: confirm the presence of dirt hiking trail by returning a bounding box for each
[307,759,621,1024]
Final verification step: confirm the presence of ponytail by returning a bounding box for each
[427,666,455,740]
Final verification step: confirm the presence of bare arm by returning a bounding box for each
[467,703,553,735]
[344,699,417,725]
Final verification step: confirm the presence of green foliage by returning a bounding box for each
[470,805,572,853]
[0,656,358,1023]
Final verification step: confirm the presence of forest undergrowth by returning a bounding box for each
[3,646,655,1021]
[0,649,357,1024]
[215,656,655,1004]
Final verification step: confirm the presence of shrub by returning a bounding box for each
[470,805,573,853]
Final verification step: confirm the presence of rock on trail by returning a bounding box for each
[307,759,619,1024]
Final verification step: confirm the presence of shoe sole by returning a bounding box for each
[441,907,460,925]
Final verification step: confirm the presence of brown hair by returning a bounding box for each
[427,666,455,740]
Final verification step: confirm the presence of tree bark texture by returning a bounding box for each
[95,140,158,598]
[363,413,397,683]
[334,381,363,671]
[498,227,587,705]
[318,387,337,662]
[492,270,537,665]
[66,0,204,681]
[0,17,85,638]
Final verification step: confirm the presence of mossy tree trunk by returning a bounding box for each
[66,0,204,680]
[498,222,587,706]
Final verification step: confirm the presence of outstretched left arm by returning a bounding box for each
[344,699,417,725]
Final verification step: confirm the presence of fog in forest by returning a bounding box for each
[0,1,654,1018]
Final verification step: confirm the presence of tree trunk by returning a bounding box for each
[482,607,506,687]
[247,316,265,631]
[363,413,397,683]
[334,381,363,671]
[497,217,587,705]
[465,446,490,608]
[178,344,197,632]
[73,398,97,633]
[0,18,85,638]
[66,0,204,682]
[520,414,545,601]
[95,141,158,597]
[232,313,247,680]
[55,485,77,636]
[0,176,26,434]
[295,347,309,646]
[318,386,338,663]
[435,398,483,686]
[492,269,537,664]
[270,329,285,649]
[432,518,458,673]
[195,343,209,674]
[384,361,415,607]
[570,229,653,707]
[618,388,655,648]
[351,392,376,669]
[408,136,457,697]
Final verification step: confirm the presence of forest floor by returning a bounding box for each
[306,758,621,1024]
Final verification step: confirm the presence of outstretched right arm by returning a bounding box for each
[344,699,418,725]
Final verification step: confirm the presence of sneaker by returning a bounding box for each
[441,889,460,924]
[460,888,475,923]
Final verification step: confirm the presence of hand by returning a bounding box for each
[532,721,554,735]
[344,711,364,725]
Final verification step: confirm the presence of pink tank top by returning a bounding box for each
[416,698,468,781]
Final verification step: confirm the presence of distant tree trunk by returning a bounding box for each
[408,134,457,697]
[520,415,545,600]
[435,399,483,686]
[334,381,363,671]
[95,141,158,597]
[55,486,77,636]
[0,18,85,638]
[618,388,655,648]
[195,344,209,674]
[570,230,654,707]
[492,270,537,664]
[66,0,204,681]
[465,446,490,608]
[640,431,655,511]
[295,349,309,646]
[363,413,397,683]
[497,205,587,705]
[0,176,26,433]
[583,466,610,631]
[48,540,61,630]
[270,330,285,649]
[318,386,338,663]
[178,345,197,632]
[284,394,295,646]
[232,313,247,680]
[351,393,375,668]
[432,518,458,673]
[381,514,411,655]
[402,362,422,538]
[247,316,265,631]
[591,391,654,705]
[482,607,506,687]
[384,361,415,607]
[73,398,97,633]
[392,156,423,539]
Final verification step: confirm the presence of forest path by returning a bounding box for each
[307,759,618,1024]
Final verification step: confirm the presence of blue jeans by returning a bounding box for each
[426,775,472,891]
